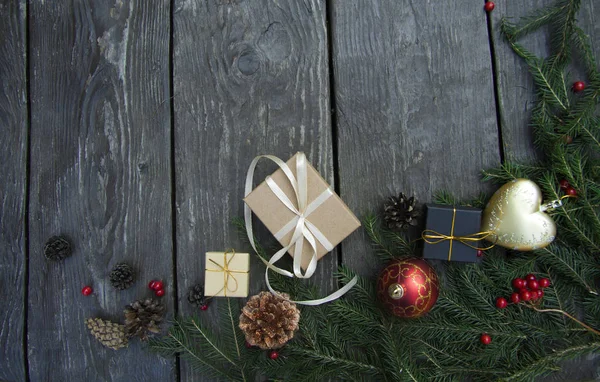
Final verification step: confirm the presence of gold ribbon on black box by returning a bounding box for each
[422,206,495,261]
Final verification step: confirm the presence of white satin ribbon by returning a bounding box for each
[244,152,357,306]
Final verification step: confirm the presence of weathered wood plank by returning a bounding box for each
[492,1,599,162]
[331,0,501,275]
[173,0,333,379]
[27,1,175,380]
[0,1,27,380]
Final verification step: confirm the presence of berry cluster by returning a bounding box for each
[496,274,551,309]
[148,280,166,297]
[559,179,577,197]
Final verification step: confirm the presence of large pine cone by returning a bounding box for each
[86,318,128,350]
[109,263,135,290]
[239,291,300,350]
[124,298,165,341]
[383,193,421,231]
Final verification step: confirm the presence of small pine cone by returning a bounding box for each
[383,193,421,231]
[109,263,135,290]
[124,298,165,341]
[187,284,205,307]
[44,236,72,261]
[86,318,128,350]
[239,291,300,350]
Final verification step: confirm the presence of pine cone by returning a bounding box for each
[239,291,300,350]
[383,193,421,231]
[187,284,205,307]
[86,318,128,350]
[44,236,72,261]
[109,263,135,290]
[124,298,165,341]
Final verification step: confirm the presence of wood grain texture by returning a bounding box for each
[0,1,27,380]
[27,1,175,380]
[172,0,333,379]
[331,0,501,275]
[492,0,600,161]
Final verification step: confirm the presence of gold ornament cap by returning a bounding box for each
[388,283,405,299]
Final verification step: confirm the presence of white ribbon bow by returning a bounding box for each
[244,153,357,305]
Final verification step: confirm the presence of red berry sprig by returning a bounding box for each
[496,275,552,309]
[572,81,585,93]
[148,279,166,297]
[484,2,495,12]
[268,350,279,360]
[82,286,93,296]
[480,333,492,345]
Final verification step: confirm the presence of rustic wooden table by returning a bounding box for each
[1,0,599,381]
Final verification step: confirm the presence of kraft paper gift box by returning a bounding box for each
[204,251,250,297]
[244,153,361,270]
[422,204,483,263]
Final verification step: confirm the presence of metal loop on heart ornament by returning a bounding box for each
[540,195,576,212]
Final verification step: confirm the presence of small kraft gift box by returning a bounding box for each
[422,204,484,263]
[204,251,250,297]
[244,153,361,270]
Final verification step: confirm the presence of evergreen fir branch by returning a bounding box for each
[547,0,580,73]
[499,3,568,41]
[363,214,399,262]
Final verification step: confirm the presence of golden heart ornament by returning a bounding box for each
[482,179,556,251]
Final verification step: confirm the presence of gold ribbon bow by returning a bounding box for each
[422,207,495,261]
[206,250,249,296]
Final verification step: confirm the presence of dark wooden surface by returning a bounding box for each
[1,0,599,381]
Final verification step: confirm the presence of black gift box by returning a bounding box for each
[422,204,483,263]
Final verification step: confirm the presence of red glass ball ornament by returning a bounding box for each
[484,2,495,12]
[528,280,539,290]
[268,350,279,360]
[200,304,209,311]
[537,289,544,298]
[525,274,536,282]
[480,333,492,345]
[520,290,531,301]
[510,292,520,304]
[566,186,577,197]
[148,280,157,289]
[81,286,93,296]
[539,278,551,288]
[152,280,164,291]
[512,278,525,289]
[155,288,165,297]
[573,81,585,93]
[377,258,439,318]
[559,179,570,190]
[495,297,508,309]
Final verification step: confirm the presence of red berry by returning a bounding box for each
[269,350,279,360]
[148,280,157,289]
[539,278,551,288]
[559,179,570,190]
[525,274,536,282]
[566,186,577,197]
[245,341,254,349]
[484,2,495,12]
[537,289,544,298]
[573,81,585,93]
[564,135,573,144]
[477,250,484,258]
[152,280,164,291]
[155,288,165,297]
[520,290,531,301]
[480,333,492,345]
[495,297,508,309]
[510,292,520,304]
[528,280,539,290]
[512,278,525,289]
[530,291,539,301]
[200,304,209,311]
[82,286,93,296]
